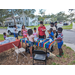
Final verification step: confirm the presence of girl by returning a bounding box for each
[21,25,27,38]
[3,32,7,39]
[27,29,34,58]
[55,27,63,57]
[14,25,18,39]
[33,28,38,38]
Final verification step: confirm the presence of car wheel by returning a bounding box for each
[8,30,11,35]
[18,31,22,36]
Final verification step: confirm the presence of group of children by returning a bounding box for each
[3,21,64,58]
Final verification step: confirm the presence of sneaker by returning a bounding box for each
[56,55,62,57]
[62,53,64,55]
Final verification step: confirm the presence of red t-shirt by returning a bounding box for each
[38,26,46,36]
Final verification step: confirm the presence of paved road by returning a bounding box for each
[0,29,8,34]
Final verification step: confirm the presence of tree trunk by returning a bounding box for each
[22,10,25,26]
[13,16,16,25]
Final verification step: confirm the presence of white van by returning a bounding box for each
[7,25,31,36]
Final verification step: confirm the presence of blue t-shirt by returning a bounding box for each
[49,32,54,40]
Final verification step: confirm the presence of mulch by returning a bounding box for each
[0,42,75,65]
[0,38,75,65]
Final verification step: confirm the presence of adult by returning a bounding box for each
[50,22,56,39]
[21,25,27,38]
[55,21,58,38]
[38,21,46,38]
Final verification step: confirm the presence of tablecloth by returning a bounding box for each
[0,39,21,53]
[20,38,55,49]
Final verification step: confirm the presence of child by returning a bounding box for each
[27,29,34,58]
[21,25,27,38]
[3,32,7,40]
[47,28,54,40]
[33,28,38,38]
[13,25,18,39]
[55,27,63,57]
[47,28,54,52]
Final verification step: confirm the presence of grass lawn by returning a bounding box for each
[0,34,22,41]
[62,23,73,29]
[0,27,7,29]
[28,24,49,29]
[0,24,49,29]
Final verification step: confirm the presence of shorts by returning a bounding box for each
[29,41,34,47]
[57,41,63,49]
[14,33,18,38]
[39,35,45,39]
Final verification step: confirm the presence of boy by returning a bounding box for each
[48,22,56,39]
[47,28,54,40]
[13,25,18,39]
[47,28,54,52]
[55,27,63,57]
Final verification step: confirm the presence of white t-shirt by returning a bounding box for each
[33,32,37,38]
[14,28,18,33]
[51,26,56,31]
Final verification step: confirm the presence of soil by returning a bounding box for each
[0,42,75,65]
[0,37,75,65]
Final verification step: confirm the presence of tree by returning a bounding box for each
[50,14,56,22]
[39,9,46,17]
[68,9,75,23]
[7,9,18,24]
[56,12,67,22]
[0,9,8,23]
[16,9,36,25]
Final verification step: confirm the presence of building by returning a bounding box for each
[5,14,38,26]
[44,18,51,24]
[0,22,2,26]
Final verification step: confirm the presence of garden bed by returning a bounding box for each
[0,43,75,65]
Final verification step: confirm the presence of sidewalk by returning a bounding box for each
[71,22,75,31]
[64,42,75,51]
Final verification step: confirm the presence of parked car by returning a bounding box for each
[7,25,31,36]
[63,23,68,25]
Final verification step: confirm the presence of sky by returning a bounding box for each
[34,9,70,15]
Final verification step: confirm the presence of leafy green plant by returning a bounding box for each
[63,44,66,46]
[63,54,70,58]
[66,46,73,51]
